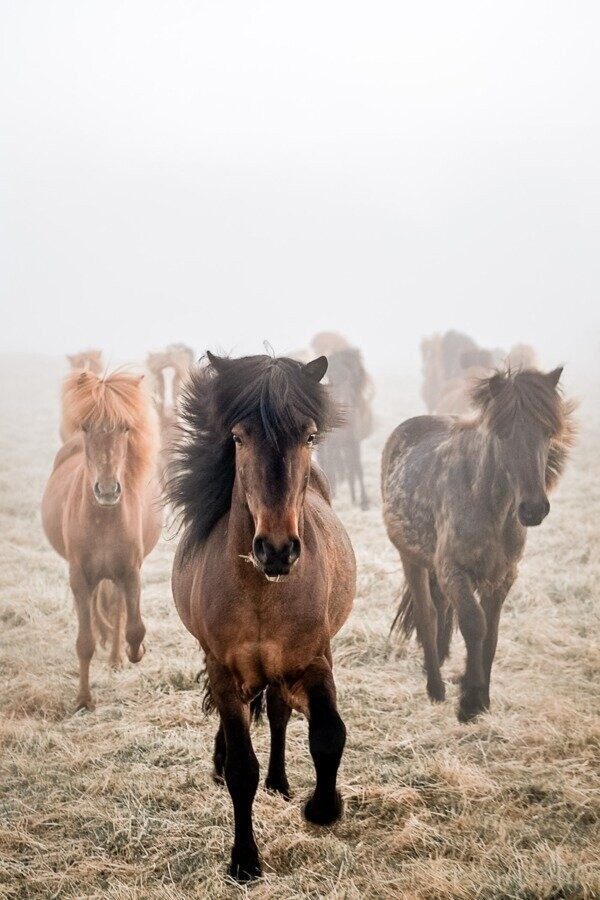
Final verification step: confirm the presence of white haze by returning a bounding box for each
[1,1,599,376]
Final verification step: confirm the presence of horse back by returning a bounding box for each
[382,415,452,483]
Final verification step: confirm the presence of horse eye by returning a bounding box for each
[232,433,242,445]
[307,433,316,446]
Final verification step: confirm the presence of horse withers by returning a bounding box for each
[42,371,162,710]
[382,367,574,722]
[168,353,356,881]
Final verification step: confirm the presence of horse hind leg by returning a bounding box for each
[401,556,445,702]
[121,571,146,664]
[265,684,292,799]
[429,573,453,665]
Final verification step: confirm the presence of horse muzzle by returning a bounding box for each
[93,480,123,507]
[252,535,301,579]
[518,498,550,527]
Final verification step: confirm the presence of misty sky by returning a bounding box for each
[2,1,599,371]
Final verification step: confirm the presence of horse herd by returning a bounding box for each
[40,338,574,881]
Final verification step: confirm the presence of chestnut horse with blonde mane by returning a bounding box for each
[42,371,162,710]
[168,353,356,881]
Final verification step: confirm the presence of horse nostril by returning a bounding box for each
[288,537,301,564]
[253,536,268,564]
[114,482,122,496]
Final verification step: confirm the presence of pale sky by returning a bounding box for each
[2,1,599,372]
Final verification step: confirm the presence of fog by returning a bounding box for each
[2,1,599,374]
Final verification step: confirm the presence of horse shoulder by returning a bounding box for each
[309,463,333,503]
[51,435,83,472]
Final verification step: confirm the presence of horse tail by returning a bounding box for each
[200,669,264,723]
[390,583,415,638]
[390,574,455,659]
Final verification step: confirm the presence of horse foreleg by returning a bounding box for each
[207,656,261,881]
[70,568,96,711]
[301,655,346,825]
[109,585,126,670]
[402,555,445,702]
[120,570,146,664]
[437,564,487,722]
[479,572,515,709]
[265,684,292,798]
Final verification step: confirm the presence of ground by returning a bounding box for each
[0,356,598,899]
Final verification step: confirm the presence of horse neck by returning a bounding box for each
[468,425,515,517]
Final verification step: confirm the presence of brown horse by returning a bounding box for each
[42,371,162,710]
[168,353,356,881]
[318,348,373,509]
[382,368,574,722]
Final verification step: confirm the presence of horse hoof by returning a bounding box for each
[457,695,489,723]
[304,790,343,825]
[265,775,291,800]
[228,846,262,882]
[126,642,145,664]
[110,656,126,671]
[427,681,446,703]
[74,695,95,712]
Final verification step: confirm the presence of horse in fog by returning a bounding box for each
[421,331,480,413]
[66,349,103,375]
[507,343,538,370]
[146,343,194,418]
[168,353,356,881]
[382,367,574,722]
[319,348,373,509]
[42,371,162,710]
[435,348,496,415]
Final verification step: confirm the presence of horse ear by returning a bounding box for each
[546,366,563,389]
[488,373,507,399]
[303,356,328,382]
[206,351,230,373]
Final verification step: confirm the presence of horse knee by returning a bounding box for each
[76,632,95,661]
[457,602,486,644]
[225,748,260,799]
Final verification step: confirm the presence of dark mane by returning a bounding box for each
[167,353,341,554]
[470,368,576,489]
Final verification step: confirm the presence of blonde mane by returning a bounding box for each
[61,371,160,484]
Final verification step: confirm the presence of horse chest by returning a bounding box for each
[201,591,324,692]
[69,512,140,579]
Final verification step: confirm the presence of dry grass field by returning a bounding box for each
[0,355,598,899]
